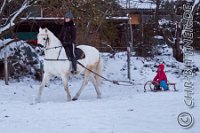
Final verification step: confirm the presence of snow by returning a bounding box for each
[0,39,34,59]
[117,0,195,9]
[154,35,164,39]
[0,49,200,133]
[118,0,156,9]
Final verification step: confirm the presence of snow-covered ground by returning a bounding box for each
[0,51,199,133]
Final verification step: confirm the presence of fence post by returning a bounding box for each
[127,46,131,79]
[3,40,9,85]
[127,14,134,80]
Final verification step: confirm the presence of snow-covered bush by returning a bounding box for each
[0,39,42,80]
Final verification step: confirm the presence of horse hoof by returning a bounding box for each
[97,94,102,99]
[72,97,78,101]
[66,98,72,102]
[97,96,102,99]
[35,98,41,103]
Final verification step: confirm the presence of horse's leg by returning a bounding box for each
[90,75,101,98]
[61,74,71,101]
[36,73,50,103]
[72,71,90,101]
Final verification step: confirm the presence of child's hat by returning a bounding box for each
[65,11,74,19]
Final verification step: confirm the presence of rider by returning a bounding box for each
[153,64,169,91]
[59,11,77,74]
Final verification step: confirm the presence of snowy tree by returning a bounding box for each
[0,0,39,38]
[154,0,200,62]
[0,0,42,80]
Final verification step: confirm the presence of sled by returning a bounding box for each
[144,80,177,92]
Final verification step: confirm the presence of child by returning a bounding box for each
[153,64,169,91]
[59,11,77,74]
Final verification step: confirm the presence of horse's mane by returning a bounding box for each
[46,28,61,44]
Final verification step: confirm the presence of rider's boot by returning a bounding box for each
[71,58,78,74]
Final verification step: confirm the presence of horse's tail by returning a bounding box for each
[95,55,103,86]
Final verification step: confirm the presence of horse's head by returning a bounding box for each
[37,27,61,49]
[37,27,50,48]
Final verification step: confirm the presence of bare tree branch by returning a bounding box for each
[0,0,7,16]
[192,0,200,14]
[0,0,38,34]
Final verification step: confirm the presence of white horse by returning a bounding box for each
[36,27,103,102]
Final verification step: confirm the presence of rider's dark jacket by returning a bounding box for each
[59,20,76,46]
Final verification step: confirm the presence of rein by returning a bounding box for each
[44,46,64,61]
[44,36,63,50]
[45,46,63,50]
[42,35,64,60]
[43,58,134,86]
[77,61,135,86]
[44,58,68,61]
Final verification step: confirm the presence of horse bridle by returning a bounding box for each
[42,34,52,49]
[39,33,62,50]
[39,33,65,60]
[43,34,49,49]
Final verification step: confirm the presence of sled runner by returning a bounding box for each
[144,80,177,92]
